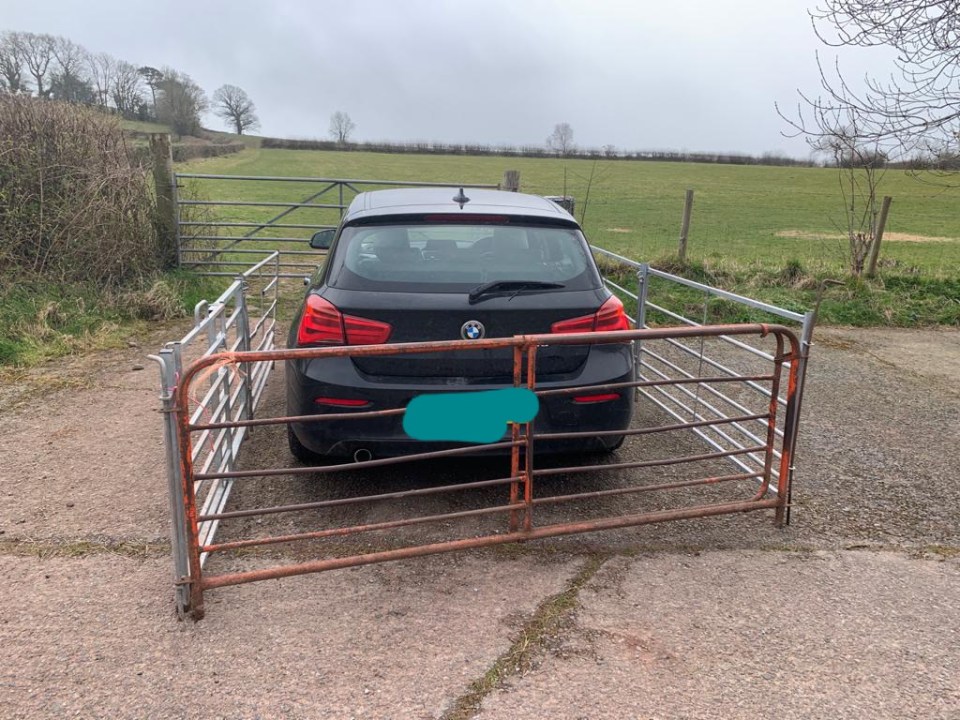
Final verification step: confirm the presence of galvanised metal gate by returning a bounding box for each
[165,323,803,620]
[590,246,816,526]
[173,175,500,279]
[149,252,280,597]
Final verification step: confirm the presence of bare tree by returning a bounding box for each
[156,68,208,136]
[782,1,960,165]
[0,31,28,94]
[328,111,355,143]
[547,122,575,156]
[18,32,56,98]
[48,36,92,103]
[87,52,115,107]
[807,108,890,275]
[213,84,260,135]
[51,36,87,80]
[111,60,142,117]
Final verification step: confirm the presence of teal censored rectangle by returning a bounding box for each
[402,388,540,444]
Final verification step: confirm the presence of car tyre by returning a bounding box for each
[598,434,625,454]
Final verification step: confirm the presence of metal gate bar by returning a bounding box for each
[174,175,501,279]
[170,323,802,619]
[590,246,815,519]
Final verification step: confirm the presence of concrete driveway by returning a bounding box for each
[0,326,957,719]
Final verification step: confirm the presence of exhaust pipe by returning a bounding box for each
[353,448,373,463]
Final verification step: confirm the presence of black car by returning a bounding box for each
[286,187,634,462]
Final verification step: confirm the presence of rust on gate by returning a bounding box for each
[172,324,803,619]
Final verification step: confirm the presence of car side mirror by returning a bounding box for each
[310,229,335,250]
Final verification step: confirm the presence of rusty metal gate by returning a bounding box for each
[164,323,803,620]
[154,177,816,619]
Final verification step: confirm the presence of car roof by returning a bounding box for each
[342,187,579,225]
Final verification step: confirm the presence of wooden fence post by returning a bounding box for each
[678,189,694,262]
[502,170,520,192]
[150,133,178,269]
[865,195,892,278]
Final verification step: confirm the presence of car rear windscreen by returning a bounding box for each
[328,223,596,291]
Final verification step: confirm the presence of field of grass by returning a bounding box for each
[177,147,959,326]
[120,118,173,134]
[180,147,960,273]
[3,144,955,370]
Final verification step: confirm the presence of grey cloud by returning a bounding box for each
[4,0,898,156]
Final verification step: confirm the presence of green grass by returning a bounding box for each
[178,147,959,271]
[176,147,960,326]
[598,256,960,327]
[120,118,173,134]
[441,554,609,720]
[4,146,954,371]
[0,273,227,367]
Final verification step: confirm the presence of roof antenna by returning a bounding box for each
[453,187,470,209]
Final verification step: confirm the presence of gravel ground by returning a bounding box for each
[0,322,957,718]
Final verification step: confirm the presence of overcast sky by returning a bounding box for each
[6,0,895,157]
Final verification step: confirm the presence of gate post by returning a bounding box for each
[865,195,892,278]
[150,134,179,269]
[678,189,694,262]
[781,310,816,525]
[635,263,650,370]
[152,346,192,617]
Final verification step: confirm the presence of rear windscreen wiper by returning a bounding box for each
[468,280,565,304]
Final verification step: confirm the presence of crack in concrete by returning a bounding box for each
[439,553,610,720]
[436,542,958,719]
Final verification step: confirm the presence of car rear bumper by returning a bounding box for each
[286,344,634,458]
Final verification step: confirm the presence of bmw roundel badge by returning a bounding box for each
[461,320,485,340]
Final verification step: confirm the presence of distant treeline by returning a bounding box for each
[890,155,960,171]
[261,137,813,167]
[1,30,209,136]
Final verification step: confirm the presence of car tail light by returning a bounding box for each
[551,295,629,334]
[297,295,344,345]
[343,315,392,345]
[297,295,392,346]
[572,393,621,404]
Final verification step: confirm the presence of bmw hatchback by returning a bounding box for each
[286,187,634,462]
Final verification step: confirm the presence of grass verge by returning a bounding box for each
[0,272,228,368]
[597,254,960,327]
